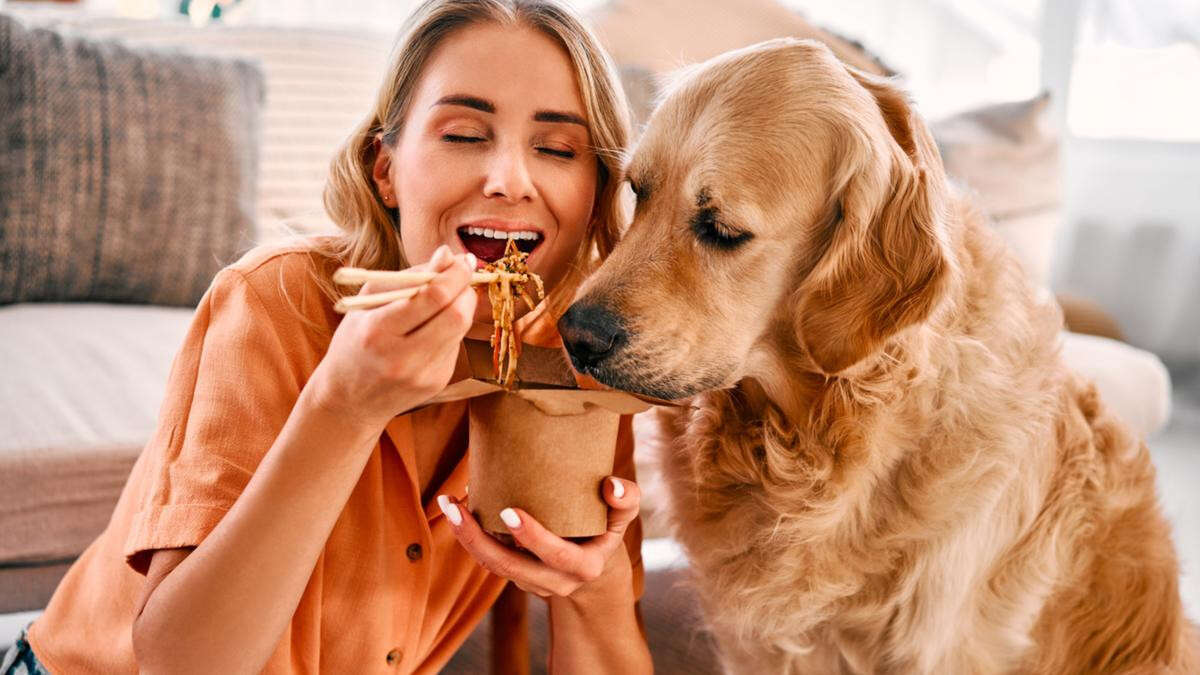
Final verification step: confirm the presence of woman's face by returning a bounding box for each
[373,22,599,328]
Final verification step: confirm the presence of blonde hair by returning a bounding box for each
[311,0,631,323]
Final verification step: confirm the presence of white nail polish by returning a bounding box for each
[500,508,521,529]
[438,495,462,526]
[465,253,477,270]
[611,478,625,499]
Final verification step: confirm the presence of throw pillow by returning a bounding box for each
[932,92,1061,287]
[0,14,264,306]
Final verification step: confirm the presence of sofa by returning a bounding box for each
[0,2,1173,671]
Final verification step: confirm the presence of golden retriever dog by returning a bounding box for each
[558,39,1198,673]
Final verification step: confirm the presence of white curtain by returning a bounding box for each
[1087,0,1200,47]
[1047,0,1200,362]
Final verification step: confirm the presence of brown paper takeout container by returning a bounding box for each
[422,339,656,538]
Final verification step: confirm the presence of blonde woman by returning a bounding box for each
[12,1,652,672]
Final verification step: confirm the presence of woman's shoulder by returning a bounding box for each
[210,234,343,328]
[225,234,341,281]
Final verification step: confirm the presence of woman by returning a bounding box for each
[8,1,651,672]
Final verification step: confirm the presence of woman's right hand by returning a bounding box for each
[308,244,478,430]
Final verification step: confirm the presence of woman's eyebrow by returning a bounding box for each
[433,94,494,113]
[432,94,586,128]
[533,110,587,128]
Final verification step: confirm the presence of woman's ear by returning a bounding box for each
[371,135,396,207]
[794,72,952,375]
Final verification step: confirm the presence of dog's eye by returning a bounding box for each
[691,206,753,250]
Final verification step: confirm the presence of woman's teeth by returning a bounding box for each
[457,226,543,261]
[461,226,540,241]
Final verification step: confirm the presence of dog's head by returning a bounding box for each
[560,39,953,400]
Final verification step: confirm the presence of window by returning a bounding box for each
[1067,0,1200,140]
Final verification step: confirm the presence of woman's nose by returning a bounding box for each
[483,145,535,203]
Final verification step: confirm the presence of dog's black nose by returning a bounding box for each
[558,302,626,371]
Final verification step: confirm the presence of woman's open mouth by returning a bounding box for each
[457,225,544,263]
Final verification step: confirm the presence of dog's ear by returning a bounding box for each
[795,69,951,375]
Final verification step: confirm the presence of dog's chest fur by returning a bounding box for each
[652,341,1100,673]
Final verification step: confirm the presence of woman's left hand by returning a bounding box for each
[437,477,639,599]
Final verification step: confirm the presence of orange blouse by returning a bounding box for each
[26,240,643,673]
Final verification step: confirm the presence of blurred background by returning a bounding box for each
[1,0,1197,670]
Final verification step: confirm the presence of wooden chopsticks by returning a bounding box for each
[332,267,529,314]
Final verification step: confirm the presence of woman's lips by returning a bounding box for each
[456,225,544,263]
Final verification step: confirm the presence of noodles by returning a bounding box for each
[485,239,544,388]
[331,240,543,388]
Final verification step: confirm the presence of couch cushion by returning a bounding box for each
[0,13,264,307]
[8,9,393,243]
[1060,331,1172,439]
[0,561,73,614]
[933,93,1061,287]
[0,303,192,569]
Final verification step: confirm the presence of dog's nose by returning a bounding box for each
[558,302,626,371]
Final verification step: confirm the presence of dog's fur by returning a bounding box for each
[564,40,1198,673]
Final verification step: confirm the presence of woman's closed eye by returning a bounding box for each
[442,133,486,144]
[536,145,575,159]
[439,130,578,160]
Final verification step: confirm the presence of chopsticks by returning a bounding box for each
[332,267,526,286]
[334,287,422,313]
[332,266,528,313]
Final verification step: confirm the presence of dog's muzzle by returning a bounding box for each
[558,302,627,373]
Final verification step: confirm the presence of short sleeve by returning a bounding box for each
[124,268,312,574]
[612,414,644,602]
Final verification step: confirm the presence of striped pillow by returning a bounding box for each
[0,14,265,306]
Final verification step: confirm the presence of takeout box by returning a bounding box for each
[423,339,654,537]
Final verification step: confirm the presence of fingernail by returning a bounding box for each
[500,508,521,529]
[611,478,625,499]
[438,495,462,526]
[465,252,477,270]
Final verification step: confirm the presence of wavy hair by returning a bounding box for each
[309,0,631,324]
